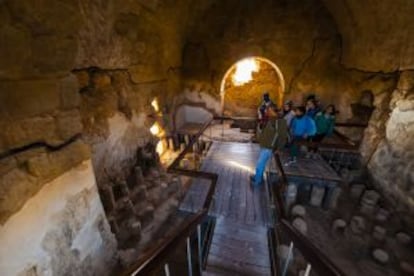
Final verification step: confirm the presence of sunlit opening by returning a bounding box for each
[150,122,161,136]
[232,58,260,86]
[151,98,160,112]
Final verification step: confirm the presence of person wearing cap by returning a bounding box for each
[257,92,275,130]
[251,106,288,187]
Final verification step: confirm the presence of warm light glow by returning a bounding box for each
[150,123,161,136]
[151,98,160,112]
[156,140,165,156]
[232,58,259,86]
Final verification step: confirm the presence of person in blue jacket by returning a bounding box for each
[285,106,316,166]
[308,104,336,157]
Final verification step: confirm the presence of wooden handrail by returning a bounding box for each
[271,153,347,276]
[123,209,208,276]
[123,118,219,276]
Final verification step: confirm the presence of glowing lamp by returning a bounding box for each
[156,140,164,156]
[150,123,161,136]
[151,98,160,112]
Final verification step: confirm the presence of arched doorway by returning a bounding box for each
[220,57,285,116]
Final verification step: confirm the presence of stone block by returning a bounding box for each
[0,156,17,175]
[55,110,83,141]
[0,79,60,119]
[310,186,325,207]
[375,208,390,222]
[350,216,366,235]
[137,206,155,228]
[0,24,31,79]
[26,140,90,183]
[129,64,165,83]
[328,187,342,209]
[332,219,347,233]
[372,226,387,241]
[59,75,80,110]
[0,167,37,224]
[0,116,57,153]
[401,261,414,274]
[291,205,306,218]
[372,248,389,264]
[361,190,381,206]
[396,232,412,245]
[31,35,77,75]
[292,217,307,235]
[130,186,148,203]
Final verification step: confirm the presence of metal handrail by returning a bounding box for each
[270,153,346,276]
[122,209,208,276]
[123,118,218,276]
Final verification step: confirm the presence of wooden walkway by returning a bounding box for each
[180,141,271,275]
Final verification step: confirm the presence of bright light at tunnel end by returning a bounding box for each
[232,58,259,86]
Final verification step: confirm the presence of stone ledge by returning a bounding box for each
[0,139,91,224]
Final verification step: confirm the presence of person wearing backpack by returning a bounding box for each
[250,106,288,187]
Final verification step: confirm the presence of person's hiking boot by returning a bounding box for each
[249,174,262,189]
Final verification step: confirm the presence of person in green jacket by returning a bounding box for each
[309,104,336,157]
[250,106,288,187]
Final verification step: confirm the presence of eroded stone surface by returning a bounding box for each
[0,161,117,276]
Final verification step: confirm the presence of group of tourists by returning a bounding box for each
[251,93,336,187]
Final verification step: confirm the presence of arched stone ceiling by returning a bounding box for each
[321,0,414,72]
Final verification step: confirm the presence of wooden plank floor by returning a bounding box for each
[204,217,270,276]
[179,142,271,275]
[180,141,270,226]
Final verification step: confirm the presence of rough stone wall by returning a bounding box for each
[0,0,197,274]
[0,161,117,276]
[361,71,414,225]
[322,0,414,72]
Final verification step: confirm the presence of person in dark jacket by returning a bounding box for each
[305,98,320,118]
[257,92,275,130]
[308,104,336,157]
[251,106,288,187]
[285,106,316,166]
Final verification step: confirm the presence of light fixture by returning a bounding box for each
[156,140,165,156]
[232,58,259,86]
[150,123,161,136]
[151,98,160,112]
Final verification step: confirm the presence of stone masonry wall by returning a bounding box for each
[0,0,198,274]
